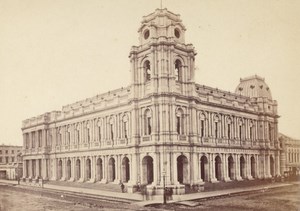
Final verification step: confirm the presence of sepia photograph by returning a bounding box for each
[0,0,299,210]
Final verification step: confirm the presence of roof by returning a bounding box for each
[235,75,272,100]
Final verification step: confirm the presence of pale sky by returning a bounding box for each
[0,0,299,145]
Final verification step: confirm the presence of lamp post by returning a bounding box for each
[162,171,166,204]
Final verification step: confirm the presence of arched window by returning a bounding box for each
[269,123,272,141]
[238,119,243,140]
[109,118,114,141]
[32,132,35,148]
[86,123,91,143]
[175,59,182,82]
[199,113,206,138]
[38,130,42,147]
[249,121,254,140]
[227,117,232,139]
[176,109,184,135]
[144,109,152,135]
[76,124,80,144]
[97,120,102,142]
[214,115,220,138]
[66,127,70,146]
[122,115,129,139]
[144,60,151,82]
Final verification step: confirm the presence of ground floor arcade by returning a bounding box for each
[22,147,282,193]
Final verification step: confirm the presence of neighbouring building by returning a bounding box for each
[0,144,23,180]
[279,133,300,175]
[21,8,282,194]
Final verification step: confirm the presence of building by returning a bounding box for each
[22,8,282,194]
[0,145,23,180]
[279,133,300,175]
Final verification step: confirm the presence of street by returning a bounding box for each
[0,183,299,211]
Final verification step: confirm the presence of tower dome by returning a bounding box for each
[235,75,272,100]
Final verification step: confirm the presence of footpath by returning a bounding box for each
[0,179,297,207]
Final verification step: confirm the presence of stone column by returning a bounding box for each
[42,159,48,180]
[35,159,40,179]
[23,160,27,178]
[69,157,75,181]
[275,151,281,176]
[114,155,120,184]
[152,152,158,186]
[223,154,230,181]
[210,153,217,183]
[78,157,85,182]
[192,152,199,184]
[173,152,179,185]
[128,153,137,185]
[100,155,107,183]
[235,154,242,181]
[90,156,96,182]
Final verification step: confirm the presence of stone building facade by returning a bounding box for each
[0,145,22,179]
[279,133,300,175]
[22,9,282,193]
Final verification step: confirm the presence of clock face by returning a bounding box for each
[144,29,150,40]
[174,28,180,38]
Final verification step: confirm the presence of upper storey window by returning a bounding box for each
[175,60,182,82]
[144,109,152,135]
[144,60,151,82]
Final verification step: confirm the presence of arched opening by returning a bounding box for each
[228,155,234,180]
[177,155,189,184]
[215,156,222,181]
[108,157,116,182]
[144,60,151,82]
[142,156,153,185]
[175,59,182,82]
[122,157,130,183]
[240,156,246,179]
[75,159,81,180]
[200,155,208,182]
[144,109,152,135]
[66,159,71,180]
[251,156,256,178]
[96,158,103,181]
[270,156,275,177]
[57,159,62,180]
[86,158,91,180]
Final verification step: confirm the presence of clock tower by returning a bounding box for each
[129,8,197,99]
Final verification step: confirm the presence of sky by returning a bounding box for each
[0,0,299,145]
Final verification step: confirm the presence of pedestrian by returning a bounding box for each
[120,182,125,193]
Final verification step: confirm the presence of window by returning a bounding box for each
[0,150,2,154]
[12,157,14,162]
[38,130,42,147]
[269,123,272,140]
[76,129,80,144]
[176,116,181,134]
[144,109,152,135]
[175,59,182,81]
[98,126,102,141]
[110,123,114,140]
[25,133,29,149]
[5,157,8,163]
[176,109,184,135]
[0,157,2,162]
[239,125,242,140]
[200,120,205,138]
[250,126,253,140]
[32,132,35,148]
[87,127,90,143]
[215,122,218,138]
[5,150,8,154]
[144,60,151,82]
[227,123,231,139]
[12,150,14,154]
[66,130,71,145]
[124,121,128,139]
